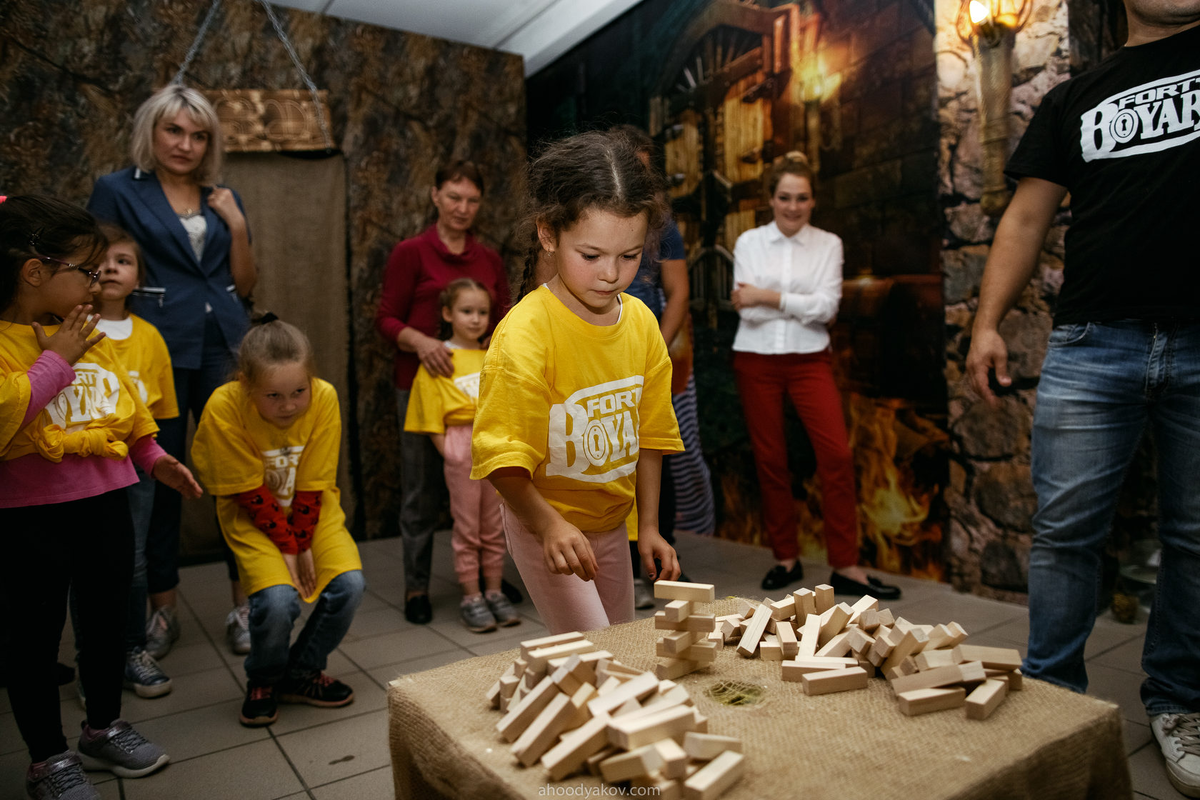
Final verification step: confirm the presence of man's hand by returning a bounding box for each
[965,327,1012,407]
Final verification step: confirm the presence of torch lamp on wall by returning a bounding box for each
[956,0,1032,217]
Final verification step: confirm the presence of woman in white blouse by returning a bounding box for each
[731,154,900,600]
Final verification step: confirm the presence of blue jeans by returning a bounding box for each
[243,570,365,686]
[1026,320,1200,715]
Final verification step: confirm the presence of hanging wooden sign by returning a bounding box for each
[204,89,332,153]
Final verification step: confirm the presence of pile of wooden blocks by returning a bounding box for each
[486,631,746,799]
[652,580,720,680]
[890,643,1023,719]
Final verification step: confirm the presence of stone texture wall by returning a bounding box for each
[936,0,1070,599]
[0,0,526,540]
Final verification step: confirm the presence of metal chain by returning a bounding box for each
[173,0,223,85]
[257,0,334,150]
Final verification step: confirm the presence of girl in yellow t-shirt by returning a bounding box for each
[191,320,364,728]
[471,131,685,635]
[405,278,519,634]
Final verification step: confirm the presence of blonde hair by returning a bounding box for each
[130,85,223,184]
[768,151,815,195]
[237,320,317,387]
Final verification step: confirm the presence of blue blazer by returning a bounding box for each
[87,166,251,370]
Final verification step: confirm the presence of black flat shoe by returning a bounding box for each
[500,578,524,605]
[404,594,433,625]
[829,570,902,601]
[761,563,804,592]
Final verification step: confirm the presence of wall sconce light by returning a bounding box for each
[956,0,1032,217]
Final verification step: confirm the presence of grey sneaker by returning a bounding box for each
[1152,712,1200,798]
[74,679,86,711]
[484,591,521,627]
[76,720,169,778]
[124,647,172,698]
[25,750,99,800]
[633,578,654,610]
[460,595,497,633]
[144,606,179,660]
[226,604,251,655]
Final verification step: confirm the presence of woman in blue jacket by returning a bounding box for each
[88,84,257,662]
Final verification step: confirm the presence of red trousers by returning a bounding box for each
[733,350,859,569]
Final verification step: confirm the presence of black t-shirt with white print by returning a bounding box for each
[1006,23,1200,325]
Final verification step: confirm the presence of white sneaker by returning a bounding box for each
[226,604,251,655]
[1151,711,1200,798]
[633,578,654,610]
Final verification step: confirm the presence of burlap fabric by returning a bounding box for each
[388,599,1131,800]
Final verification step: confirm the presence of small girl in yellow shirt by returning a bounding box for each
[405,278,520,633]
[191,320,364,728]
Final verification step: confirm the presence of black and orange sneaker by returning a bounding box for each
[239,684,278,727]
[278,671,354,708]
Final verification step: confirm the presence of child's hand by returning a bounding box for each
[282,552,303,593]
[542,518,598,581]
[152,455,203,499]
[297,550,318,599]
[33,305,105,365]
[637,526,681,582]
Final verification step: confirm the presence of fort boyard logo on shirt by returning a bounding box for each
[1081,67,1200,161]
[264,446,303,507]
[547,376,642,483]
[46,362,119,430]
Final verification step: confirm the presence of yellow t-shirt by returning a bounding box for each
[404,347,485,434]
[471,286,684,532]
[191,377,362,600]
[0,323,157,462]
[98,315,179,420]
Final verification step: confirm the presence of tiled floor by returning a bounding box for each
[0,531,1179,799]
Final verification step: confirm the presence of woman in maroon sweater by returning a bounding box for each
[376,161,511,624]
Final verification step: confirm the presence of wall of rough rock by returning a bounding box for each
[0,0,526,544]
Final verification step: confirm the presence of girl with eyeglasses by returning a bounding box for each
[0,194,202,798]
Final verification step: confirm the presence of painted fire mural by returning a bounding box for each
[529,0,948,580]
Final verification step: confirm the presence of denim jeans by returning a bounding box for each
[395,389,446,594]
[1026,320,1200,715]
[243,570,365,686]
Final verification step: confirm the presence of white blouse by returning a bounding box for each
[731,220,843,355]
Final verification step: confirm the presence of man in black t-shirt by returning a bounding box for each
[966,2,1200,796]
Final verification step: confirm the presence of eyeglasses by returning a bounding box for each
[35,255,101,285]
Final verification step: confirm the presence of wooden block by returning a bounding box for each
[764,617,777,635]
[876,608,895,627]
[681,640,718,664]
[952,645,1022,671]
[654,613,719,633]
[586,745,618,776]
[499,673,519,699]
[781,656,859,680]
[682,749,745,800]
[881,628,929,673]
[613,697,642,717]
[664,599,693,622]
[956,661,989,685]
[896,686,967,716]
[801,666,870,696]
[892,616,914,634]
[966,678,1008,720]
[552,665,585,696]
[735,601,773,658]
[706,630,724,646]
[775,619,799,657]
[655,738,689,779]
[797,613,821,658]
[496,676,560,743]
[793,588,816,619]
[600,660,645,679]
[548,650,613,670]
[635,772,682,800]
[769,595,796,620]
[859,608,880,632]
[588,671,659,717]
[512,691,574,766]
[759,640,783,661]
[891,663,976,695]
[923,624,953,651]
[654,581,716,603]
[655,658,700,680]
[541,713,611,781]
[683,732,743,761]
[985,668,1023,691]
[520,632,586,659]
[625,686,692,721]
[815,631,852,658]
[858,659,876,677]
[609,705,697,751]
[813,584,835,613]
[600,743,664,783]
[937,620,967,648]
[736,598,758,617]
[526,640,596,670]
[596,676,622,696]
[818,603,853,645]
[915,649,956,671]
[486,680,502,708]
[847,595,879,625]
[883,656,918,680]
[691,710,709,733]
[660,630,701,656]
[847,627,876,656]
[867,647,885,667]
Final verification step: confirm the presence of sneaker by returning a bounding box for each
[633,578,654,610]
[239,684,278,727]
[460,594,497,633]
[278,671,354,708]
[1151,711,1200,798]
[25,750,99,800]
[484,591,521,627]
[404,593,433,625]
[144,606,179,660]
[76,720,169,778]
[226,604,251,655]
[123,648,172,698]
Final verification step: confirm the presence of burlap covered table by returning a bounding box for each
[387,599,1131,799]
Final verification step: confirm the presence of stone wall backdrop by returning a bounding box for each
[0,1,526,546]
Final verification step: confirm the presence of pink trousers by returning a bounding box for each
[501,504,634,635]
[443,424,505,586]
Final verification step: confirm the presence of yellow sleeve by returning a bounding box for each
[470,325,551,480]
[0,372,32,453]
[295,380,340,491]
[144,323,178,420]
[637,325,684,453]
[107,341,159,446]
[403,366,445,435]
[191,385,266,496]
